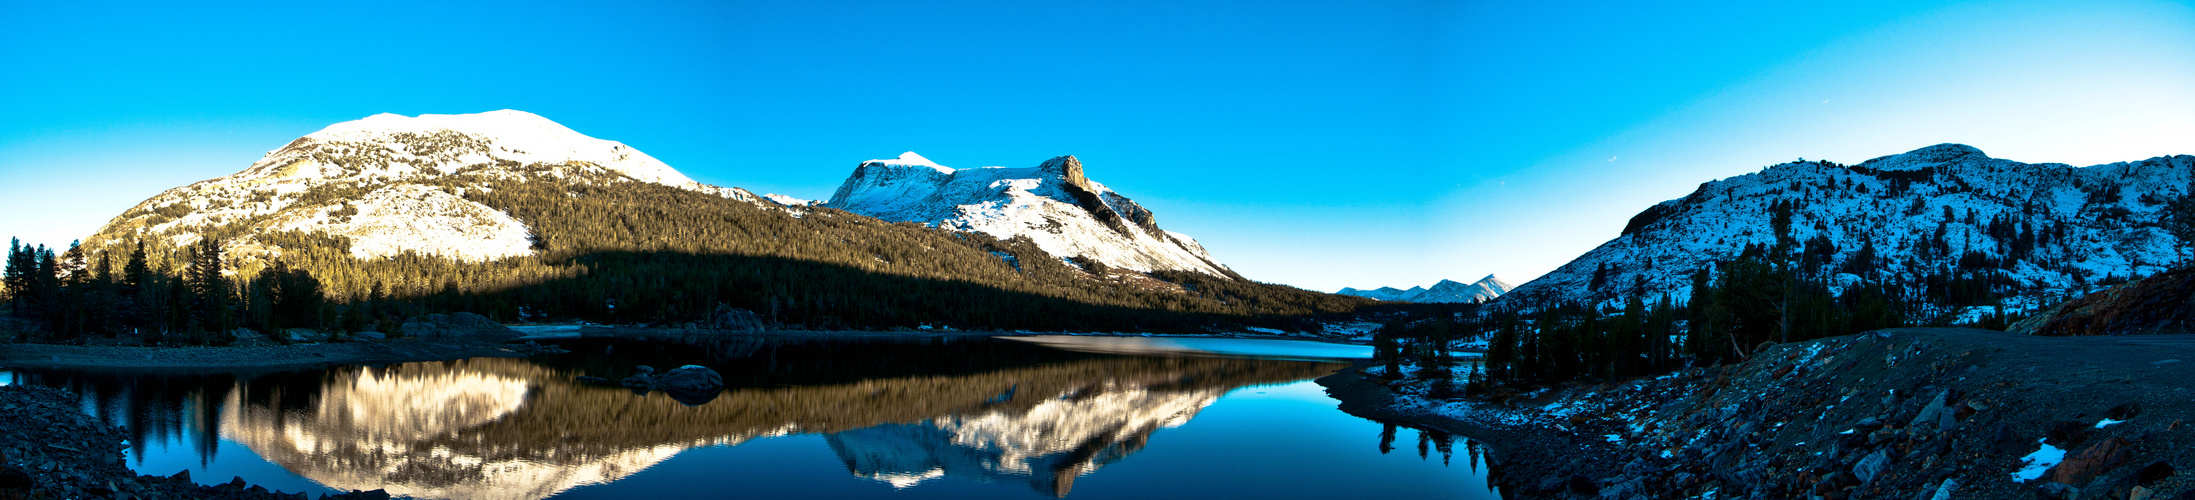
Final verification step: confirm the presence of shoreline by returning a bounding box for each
[0,328,1372,372]
[0,338,546,371]
[519,324,1380,343]
[1314,361,1620,497]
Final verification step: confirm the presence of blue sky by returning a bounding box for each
[4,0,2193,292]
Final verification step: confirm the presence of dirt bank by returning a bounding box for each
[1325,327,2195,499]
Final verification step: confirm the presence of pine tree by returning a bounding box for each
[2167,184,2195,264]
[185,238,232,338]
[3,238,27,314]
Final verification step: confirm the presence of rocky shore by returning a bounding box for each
[0,383,394,499]
[1323,327,2195,499]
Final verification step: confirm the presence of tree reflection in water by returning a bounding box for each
[8,335,1346,499]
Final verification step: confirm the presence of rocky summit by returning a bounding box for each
[826,152,1239,278]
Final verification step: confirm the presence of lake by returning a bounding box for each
[0,334,1502,499]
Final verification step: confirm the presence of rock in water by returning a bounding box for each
[656,365,725,406]
[619,373,653,394]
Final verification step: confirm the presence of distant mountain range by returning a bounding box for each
[84,111,1234,280]
[1493,144,2194,317]
[1338,275,1512,304]
[69,110,1363,332]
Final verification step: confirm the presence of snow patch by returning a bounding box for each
[2010,439,2066,483]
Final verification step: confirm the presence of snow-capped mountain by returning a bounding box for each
[825,152,1240,278]
[83,110,779,262]
[1338,275,1512,303]
[1493,144,2195,316]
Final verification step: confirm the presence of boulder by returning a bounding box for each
[655,365,726,405]
[1929,478,1957,500]
[1854,449,1890,484]
[284,328,329,343]
[706,305,765,332]
[2045,437,2132,485]
[227,328,272,346]
[399,313,520,340]
[619,373,653,393]
[1908,390,1951,435]
[616,365,725,405]
[353,331,386,341]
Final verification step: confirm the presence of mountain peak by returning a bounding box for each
[826,154,1236,278]
[87,110,716,263]
[283,110,696,187]
[1860,143,1989,172]
[863,151,950,173]
[1472,274,1513,293]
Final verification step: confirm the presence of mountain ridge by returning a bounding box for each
[1491,143,2195,318]
[1338,274,1511,303]
[57,110,1364,335]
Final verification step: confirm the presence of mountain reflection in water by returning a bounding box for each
[8,336,1350,499]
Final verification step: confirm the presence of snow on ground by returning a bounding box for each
[761,193,811,206]
[2010,439,2067,482]
[1321,321,1383,340]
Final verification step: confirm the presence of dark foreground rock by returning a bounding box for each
[0,383,390,499]
[1328,328,2195,499]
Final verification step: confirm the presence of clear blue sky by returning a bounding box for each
[4,0,2193,292]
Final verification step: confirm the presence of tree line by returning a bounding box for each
[5,237,327,345]
[1373,239,1919,399]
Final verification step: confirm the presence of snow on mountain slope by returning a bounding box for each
[1339,275,1512,303]
[1493,144,2195,316]
[83,110,768,263]
[293,110,696,186]
[825,152,1239,278]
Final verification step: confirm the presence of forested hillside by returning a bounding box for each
[8,160,1368,342]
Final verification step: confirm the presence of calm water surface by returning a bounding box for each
[2,335,1502,499]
